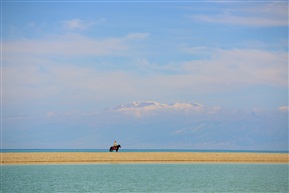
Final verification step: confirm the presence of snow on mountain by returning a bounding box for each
[113,101,204,117]
[114,101,168,110]
[170,102,203,109]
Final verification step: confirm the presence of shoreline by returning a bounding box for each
[1,152,288,165]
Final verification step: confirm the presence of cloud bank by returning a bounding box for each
[190,2,288,27]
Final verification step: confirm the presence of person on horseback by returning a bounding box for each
[110,141,121,152]
[113,141,117,148]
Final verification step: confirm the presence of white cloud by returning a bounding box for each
[181,48,288,87]
[62,18,104,30]
[2,63,134,108]
[190,2,288,27]
[3,46,287,111]
[3,32,149,57]
[192,13,288,27]
[3,34,126,56]
[2,26,286,112]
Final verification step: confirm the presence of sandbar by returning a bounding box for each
[1,152,288,165]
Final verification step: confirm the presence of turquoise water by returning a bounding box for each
[1,164,288,192]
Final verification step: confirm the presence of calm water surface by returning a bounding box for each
[1,164,288,192]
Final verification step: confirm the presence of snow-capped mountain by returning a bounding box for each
[114,101,168,110]
[113,101,203,111]
[171,102,203,109]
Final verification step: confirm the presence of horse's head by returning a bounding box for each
[118,145,121,148]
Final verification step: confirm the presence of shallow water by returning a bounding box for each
[1,164,288,192]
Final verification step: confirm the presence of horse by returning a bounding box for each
[109,144,121,152]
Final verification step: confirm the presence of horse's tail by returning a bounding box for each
[109,147,112,152]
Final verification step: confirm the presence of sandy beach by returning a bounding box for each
[1,152,288,164]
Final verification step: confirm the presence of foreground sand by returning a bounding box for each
[1,152,288,165]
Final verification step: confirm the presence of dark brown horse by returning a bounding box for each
[109,144,121,152]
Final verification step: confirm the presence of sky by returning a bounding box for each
[1,0,288,150]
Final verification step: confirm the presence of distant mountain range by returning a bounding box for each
[113,101,203,110]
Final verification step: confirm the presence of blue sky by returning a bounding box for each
[2,1,288,150]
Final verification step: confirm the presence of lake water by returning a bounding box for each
[1,164,288,192]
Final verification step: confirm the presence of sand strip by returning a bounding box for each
[1,152,288,165]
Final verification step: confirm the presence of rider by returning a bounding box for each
[113,141,117,148]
